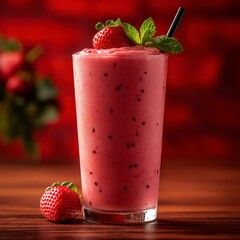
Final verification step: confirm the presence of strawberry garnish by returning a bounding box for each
[93,20,133,49]
[40,181,81,222]
[92,18,183,54]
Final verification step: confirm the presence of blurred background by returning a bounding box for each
[0,0,239,163]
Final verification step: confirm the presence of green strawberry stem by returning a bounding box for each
[45,181,78,193]
[62,181,78,192]
[95,22,105,30]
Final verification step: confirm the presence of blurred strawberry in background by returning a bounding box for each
[0,34,60,159]
[5,75,32,96]
[0,51,24,80]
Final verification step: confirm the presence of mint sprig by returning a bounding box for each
[95,17,183,54]
[121,22,140,45]
[121,17,183,54]
[140,17,156,44]
[145,36,183,54]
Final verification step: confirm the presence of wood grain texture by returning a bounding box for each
[0,159,240,239]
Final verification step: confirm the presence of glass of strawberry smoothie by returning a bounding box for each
[73,46,168,223]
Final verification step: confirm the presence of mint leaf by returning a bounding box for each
[146,35,183,54]
[140,17,156,44]
[121,22,140,44]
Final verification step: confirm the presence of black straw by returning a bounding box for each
[166,7,185,37]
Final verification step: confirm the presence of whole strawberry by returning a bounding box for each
[0,51,24,79]
[40,181,81,222]
[5,75,32,97]
[93,20,133,49]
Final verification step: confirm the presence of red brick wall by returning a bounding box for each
[0,0,239,162]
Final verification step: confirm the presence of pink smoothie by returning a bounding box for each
[73,46,168,212]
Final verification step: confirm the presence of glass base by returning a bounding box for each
[83,206,157,224]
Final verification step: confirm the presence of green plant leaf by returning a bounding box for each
[21,132,38,156]
[68,183,78,192]
[105,19,115,27]
[0,96,39,157]
[36,78,58,101]
[25,46,43,63]
[95,22,105,30]
[62,181,78,192]
[0,97,24,141]
[0,34,22,52]
[38,104,59,124]
[121,22,140,44]
[61,181,71,187]
[0,102,11,142]
[146,35,183,54]
[115,18,122,25]
[51,181,61,187]
[140,17,156,44]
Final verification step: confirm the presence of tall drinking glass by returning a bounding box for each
[73,47,168,223]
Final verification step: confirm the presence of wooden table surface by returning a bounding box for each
[0,159,239,239]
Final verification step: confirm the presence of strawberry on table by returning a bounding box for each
[40,181,81,222]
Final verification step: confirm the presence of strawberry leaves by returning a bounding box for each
[95,17,183,54]
[122,17,183,54]
[45,181,78,193]
[95,19,121,30]
[62,181,78,192]
[95,22,105,30]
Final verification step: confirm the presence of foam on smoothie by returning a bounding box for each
[76,46,161,56]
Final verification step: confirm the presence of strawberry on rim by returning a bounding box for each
[93,19,133,49]
[93,25,133,49]
[92,18,183,54]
